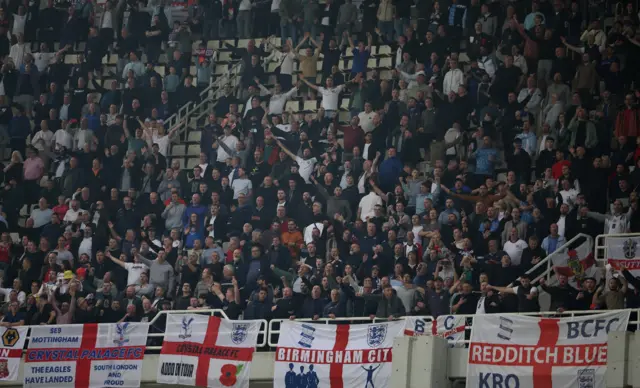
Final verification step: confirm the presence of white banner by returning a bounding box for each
[606,236,640,285]
[403,316,465,346]
[0,326,27,381]
[274,320,404,388]
[466,311,630,388]
[24,323,149,388]
[157,315,260,388]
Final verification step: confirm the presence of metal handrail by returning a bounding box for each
[268,308,640,347]
[163,60,244,154]
[508,233,594,287]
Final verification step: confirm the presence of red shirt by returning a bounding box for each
[52,204,69,220]
[341,125,365,153]
[551,160,571,179]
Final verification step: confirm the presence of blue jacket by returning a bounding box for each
[474,147,498,175]
[9,115,30,139]
[379,157,403,190]
[183,203,207,226]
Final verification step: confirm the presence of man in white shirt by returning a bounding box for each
[517,75,543,116]
[78,227,93,260]
[32,120,54,153]
[265,38,295,89]
[358,102,376,133]
[274,137,317,183]
[231,168,253,199]
[256,78,298,115]
[301,77,346,118]
[443,59,464,95]
[358,191,382,222]
[54,125,73,152]
[33,43,58,72]
[216,126,239,163]
[63,200,85,223]
[9,33,30,68]
[106,250,150,286]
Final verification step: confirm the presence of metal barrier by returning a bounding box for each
[508,233,593,287]
[166,60,244,148]
[266,316,400,347]
[268,309,640,347]
[144,308,268,350]
[595,232,640,265]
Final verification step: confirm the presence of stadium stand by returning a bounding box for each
[0,0,638,349]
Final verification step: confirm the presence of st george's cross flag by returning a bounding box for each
[466,311,630,388]
[274,320,404,388]
[157,315,261,388]
[403,315,466,346]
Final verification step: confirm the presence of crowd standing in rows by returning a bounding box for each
[0,0,638,331]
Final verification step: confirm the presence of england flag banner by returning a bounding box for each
[24,323,149,388]
[403,316,465,346]
[274,320,404,388]
[466,311,630,388]
[157,315,260,388]
[0,326,28,381]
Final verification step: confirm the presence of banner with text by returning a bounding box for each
[0,326,27,381]
[24,323,149,388]
[157,315,260,388]
[403,316,465,346]
[606,236,640,287]
[466,311,630,388]
[274,320,404,388]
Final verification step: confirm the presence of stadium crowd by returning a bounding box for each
[0,0,638,333]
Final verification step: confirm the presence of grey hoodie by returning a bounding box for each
[162,201,186,230]
[138,256,175,296]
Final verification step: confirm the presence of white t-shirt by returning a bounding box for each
[358,111,376,133]
[63,208,85,223]
[318,85,345,111]
[153,134,170,156]
[295,156,317,183]
[32,129,54,152]
[54,129,73,151]
[232,178,252,199]
[503,239,528,266]
[217,135,238,162]
[12,14,26,36]
[358,192,382,221]
[124,262,149,286]
[33,52,55,73]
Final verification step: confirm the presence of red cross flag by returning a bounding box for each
[24,323,149,388]
[403,316,466,346]
[274,320,404,388]
[466,311,630,388]
[157,315,261,388]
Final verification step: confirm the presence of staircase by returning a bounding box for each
[167,60,244,168]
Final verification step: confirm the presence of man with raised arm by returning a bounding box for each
[105,249,149,287]
[272,134,317,184]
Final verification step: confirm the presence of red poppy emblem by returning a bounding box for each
[219,364,244,386]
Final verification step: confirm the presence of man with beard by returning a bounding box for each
[593,270,627,310]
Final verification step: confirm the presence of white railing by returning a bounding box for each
[268,309,640,347]
[166,60,244,148]
[266,316,404,347]
[512,233,594,285]
[595,232,640,265]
